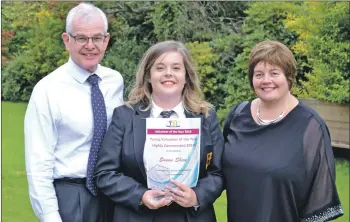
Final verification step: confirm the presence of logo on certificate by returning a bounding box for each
[166,120,180,127]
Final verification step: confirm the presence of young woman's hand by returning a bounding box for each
[141,190,173,210]
[166,180,199,208]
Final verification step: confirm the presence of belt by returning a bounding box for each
[54,177,86,184]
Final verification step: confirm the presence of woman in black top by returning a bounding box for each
[223,40,343,222]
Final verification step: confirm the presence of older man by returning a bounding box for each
[24,3,123,222]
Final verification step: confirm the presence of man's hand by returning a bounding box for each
[141,190,173,210]
[166,180,199,208]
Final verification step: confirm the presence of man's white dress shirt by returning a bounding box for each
[24,58,124,222]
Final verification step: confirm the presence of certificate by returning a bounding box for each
[144,118,201,190]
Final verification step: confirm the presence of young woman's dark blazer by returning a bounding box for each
[94,103,224,222]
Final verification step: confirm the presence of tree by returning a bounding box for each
[186,41,220,105]
[285,2,350,103]
[2,2,73,101]
[102,39,150,99]
[1,2,45,67]
[1,30,15,66]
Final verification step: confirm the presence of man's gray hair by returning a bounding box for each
[66,3,108,34]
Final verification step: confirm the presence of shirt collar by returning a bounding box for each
[67,57,104,84]
[151,99,185,118]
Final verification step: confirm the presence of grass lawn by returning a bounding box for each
[2,102,349,222]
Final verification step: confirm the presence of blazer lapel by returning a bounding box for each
[185,111,205,161]
[133,103,150,180]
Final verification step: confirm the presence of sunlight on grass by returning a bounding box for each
[335,159,350,222]
[2,102,37,222]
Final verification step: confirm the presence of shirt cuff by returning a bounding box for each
[39,211,62,222]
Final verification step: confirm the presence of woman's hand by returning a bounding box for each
[141,190,173,210]
[166,180,199,208]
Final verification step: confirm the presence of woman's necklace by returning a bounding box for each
[256,101,285,126]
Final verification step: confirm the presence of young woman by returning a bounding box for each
[94,40,224,222]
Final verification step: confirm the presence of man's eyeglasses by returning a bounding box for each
[68,33,106,45]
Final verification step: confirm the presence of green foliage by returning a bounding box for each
[2,5,68,101]
[1,1,348,118]
[286,2,350,103]
[1,2,44,65]
[151,2,249,42]
[102,39,150,99]
[2,55,30,101]
[186,41,220,105]
[102,2,157,43]
[300,62,349,103]
[151,2,191,42]
[210,34,247,113]
[1,30,15,66]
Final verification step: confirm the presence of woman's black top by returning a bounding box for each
[222,101,343,222]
